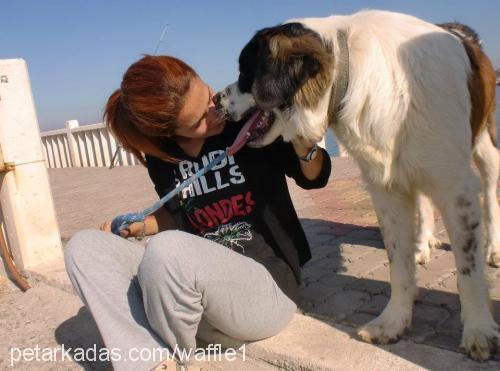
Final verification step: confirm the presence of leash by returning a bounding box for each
[111,150,228,235]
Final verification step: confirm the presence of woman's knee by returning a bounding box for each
[143,230,199,264]
[254,297,296,340]
[64,229,107,266]
[222,295,296,341]
[147,230,194,251]
[138,230,195,283]
[64,228,134,275]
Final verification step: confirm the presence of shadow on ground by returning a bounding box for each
[55,307,112,370]
[298,218,500,368]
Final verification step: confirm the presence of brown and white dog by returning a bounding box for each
[216,10,499,360]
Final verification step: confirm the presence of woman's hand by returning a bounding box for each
[99,220,145,238]
[99,220,112,233]
[98,208,175,238]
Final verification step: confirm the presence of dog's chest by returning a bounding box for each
[331,122,399,187]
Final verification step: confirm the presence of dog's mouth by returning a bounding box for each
[227,110,275,155]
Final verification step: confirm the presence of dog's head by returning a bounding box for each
[217,22,334,147]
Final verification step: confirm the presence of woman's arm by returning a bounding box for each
[147,206,177,234]
[291,139,326,181]
[269,136,331,190]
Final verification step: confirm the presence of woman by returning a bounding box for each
[64,55,331,371]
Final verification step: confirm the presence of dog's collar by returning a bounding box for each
[327,29,349,125]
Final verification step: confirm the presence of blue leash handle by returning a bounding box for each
[111,150,228,235]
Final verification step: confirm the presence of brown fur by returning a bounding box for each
[268,32,334,109]
[457,37,497,147]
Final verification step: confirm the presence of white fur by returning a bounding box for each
[308,11,499,359]
[220,83,256,121]
[414,193,440,265]
[220,10,500,359]
[312,11,499,359]
[473,129,500,266]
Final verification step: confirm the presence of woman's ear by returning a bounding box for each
[209,86,216,104]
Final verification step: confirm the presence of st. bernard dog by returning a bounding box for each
[216,10,499,360]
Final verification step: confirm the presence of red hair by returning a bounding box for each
[104,55,198,164]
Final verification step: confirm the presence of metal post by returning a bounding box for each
[109,145,122,169]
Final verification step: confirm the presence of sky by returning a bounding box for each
[2,0,499,131]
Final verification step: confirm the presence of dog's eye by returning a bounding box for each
[279,102,291,111]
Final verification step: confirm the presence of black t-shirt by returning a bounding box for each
[145,121,332,303]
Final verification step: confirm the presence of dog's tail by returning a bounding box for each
[437,22,482,47]
[438,22,497,148]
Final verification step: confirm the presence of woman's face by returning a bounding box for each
[175,77,226,139]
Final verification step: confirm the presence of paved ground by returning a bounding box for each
[1,156,499,370]
[292,159,500,358]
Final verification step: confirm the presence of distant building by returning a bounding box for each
[497,68,500,85]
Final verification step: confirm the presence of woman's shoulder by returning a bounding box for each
[145,154,176,171]
[144,154,178,189]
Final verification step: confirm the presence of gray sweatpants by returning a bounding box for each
[64,229,297,371]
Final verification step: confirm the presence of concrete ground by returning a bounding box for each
[0,156,499,370]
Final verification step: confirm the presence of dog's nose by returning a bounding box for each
[212,92,222,108]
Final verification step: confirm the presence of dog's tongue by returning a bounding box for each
[227,110,263,156]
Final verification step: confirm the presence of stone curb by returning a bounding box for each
[199,312,496,371]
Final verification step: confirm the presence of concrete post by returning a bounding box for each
[65,119,80,167]
[0,58,62,272]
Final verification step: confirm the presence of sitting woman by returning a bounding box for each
[64,55,331,371]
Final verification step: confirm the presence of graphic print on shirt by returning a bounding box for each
[203,222,252,252]
[174,149,257,235]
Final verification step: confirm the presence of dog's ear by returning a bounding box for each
[254,51,321,109]
[252,24,330,109]
[238,36,261,93]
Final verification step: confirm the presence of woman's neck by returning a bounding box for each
[176,137,206,158]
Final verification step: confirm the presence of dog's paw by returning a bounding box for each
[428,236,442,249]
[415,237,441,265]
[415,248,430,265]
[461,324,499,361]
[486,244,500,268]
[487,252,500,268]
[484,233,500,267]
[358,313,411,344]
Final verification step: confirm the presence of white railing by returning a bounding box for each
[40,120,348,169]
[40,120,137,168]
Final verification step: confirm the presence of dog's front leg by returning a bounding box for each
[358,186,417,343]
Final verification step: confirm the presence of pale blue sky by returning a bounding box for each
[2,0,499,131]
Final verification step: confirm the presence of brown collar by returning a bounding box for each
[327,29,349,125]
